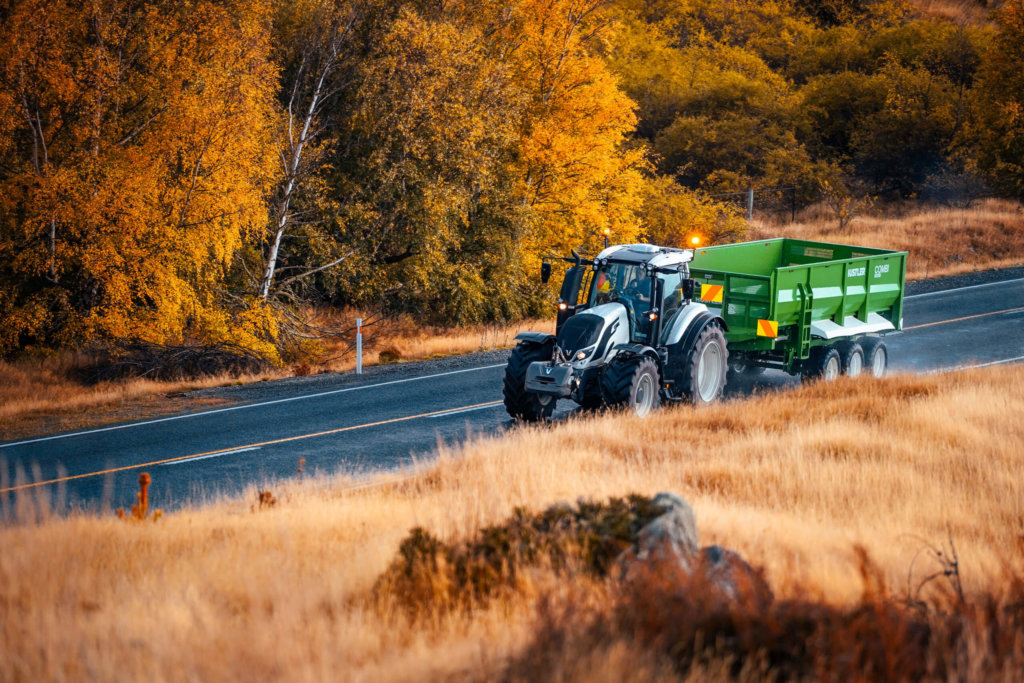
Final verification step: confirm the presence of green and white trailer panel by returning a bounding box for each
[689,238,907,371]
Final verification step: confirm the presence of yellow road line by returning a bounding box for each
[905,306,1024,330]
[0,400,503,494]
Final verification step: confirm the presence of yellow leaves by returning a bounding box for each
[639,175,746,248]
[0,0,277,356]
[504,0,645,257]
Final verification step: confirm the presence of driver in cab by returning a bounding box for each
[623,276,651,305]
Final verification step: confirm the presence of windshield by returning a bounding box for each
[587,262,653,342]
[587,263,689,344]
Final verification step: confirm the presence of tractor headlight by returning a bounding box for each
[575,347,594,361]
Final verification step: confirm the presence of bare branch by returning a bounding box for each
[273,250,355,290]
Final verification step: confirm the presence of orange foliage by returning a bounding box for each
[0,0,277,355]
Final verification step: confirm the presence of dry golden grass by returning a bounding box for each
[909,0,996,24]
[753,198,1024,281]
[310,310,554,374]
[0,355,265,442]
[2,364,1023,680]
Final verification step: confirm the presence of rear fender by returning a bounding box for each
[663,303,727,346]
[667,313,724,359]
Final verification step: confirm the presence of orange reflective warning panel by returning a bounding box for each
[756,319,779,337]
[701,284,723,303]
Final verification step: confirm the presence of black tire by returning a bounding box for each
[726,362,764,385]
[834,341,865,377]
[802,345,841,381]
[577,390,605,410]
[859,337,888,378]
[503,342,556,421]
[600,355,661,417]
[678,322,728,405]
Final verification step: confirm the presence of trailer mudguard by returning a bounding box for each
[514,331,556,346]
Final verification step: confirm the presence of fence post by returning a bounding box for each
[355,317,363,375]
[747,188,755,221]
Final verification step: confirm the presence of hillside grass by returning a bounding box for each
[2,365,1023,680]
[753,198,1024,280]
[909,0,996,23]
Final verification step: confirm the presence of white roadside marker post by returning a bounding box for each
[356,318,363,375]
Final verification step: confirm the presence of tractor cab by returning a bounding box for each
[559,244,692,345]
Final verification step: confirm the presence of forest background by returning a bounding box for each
[2,0,1023,365]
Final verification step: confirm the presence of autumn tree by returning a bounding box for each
[313,0,645,323]
[0,0,278,357]
[972,0,1024,198]
[255,0,362,306]
[639,175,746,247]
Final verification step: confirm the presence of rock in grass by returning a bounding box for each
[633,492,700,570]
[626,492,772,609]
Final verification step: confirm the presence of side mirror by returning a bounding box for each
[541,262,552,284]
[682,278,695,301]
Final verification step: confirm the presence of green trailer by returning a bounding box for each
[689,238,907,378]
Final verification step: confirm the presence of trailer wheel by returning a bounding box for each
[679,322,729,405]
[859,337,888,378]
[727,362,764,385]
[503,342,556,421]
[835,341,865,377]
[600,356,661,417]
[803,346,841,381]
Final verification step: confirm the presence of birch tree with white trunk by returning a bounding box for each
[259,2,360,301]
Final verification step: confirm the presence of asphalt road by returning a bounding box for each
[2,276,1023,516]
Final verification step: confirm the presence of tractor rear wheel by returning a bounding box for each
[600,355,661,417]
[503,342,556,421]
[679,322,728,405]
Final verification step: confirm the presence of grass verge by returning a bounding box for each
[2,364,1022,680]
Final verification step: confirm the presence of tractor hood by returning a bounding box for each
[555,303,629,367]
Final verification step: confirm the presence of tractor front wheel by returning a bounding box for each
[503,342,556,421]
[601,355,661,417]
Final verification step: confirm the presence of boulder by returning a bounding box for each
[624,492,773,608]
[633,492,699,571]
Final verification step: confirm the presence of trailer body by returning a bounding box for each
[689,238,906,372]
